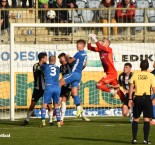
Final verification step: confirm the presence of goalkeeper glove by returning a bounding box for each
[89,34,98,43]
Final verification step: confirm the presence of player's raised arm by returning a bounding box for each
[89,34,112,53]
[87,34,100,52]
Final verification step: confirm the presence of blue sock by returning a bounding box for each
[153,106,155,119]
[55,108,61,122]
[151,94,155,100]
[41,108,46,120]
[151,94,155,119]
[73,96,80,106]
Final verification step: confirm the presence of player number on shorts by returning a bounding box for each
[50,67,56,76]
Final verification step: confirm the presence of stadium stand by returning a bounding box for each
[0,0,155,43]
[135,0,150,31]
[147,9,155,31]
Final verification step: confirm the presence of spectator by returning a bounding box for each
[116,0,135,40]
[39,0,49,22]
[0,0,14,38]
[22,0,33,8]
[49,0,71,36]
[12,0,16,8]
[66,0,78,8]
[99,0,117,38]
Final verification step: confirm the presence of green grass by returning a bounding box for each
[0,117,155,145]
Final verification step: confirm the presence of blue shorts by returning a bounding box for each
[43,85,61,104]
[64,72,82,88]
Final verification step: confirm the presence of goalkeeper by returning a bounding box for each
[87,34,124,100]
[21,52,54,126]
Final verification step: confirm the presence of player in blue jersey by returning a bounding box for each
[150,61,155,125]
[59,39,89,118]
[40,56,61,127]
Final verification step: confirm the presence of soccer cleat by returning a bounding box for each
[150,121,155,125]
[21,120,29,126]
[60,120,64,126]
[39,120,46,128]
[131,140,138,144]
[82,116,90,122]
[143,140,151,144]
[49,122,54,126]
[57,122,61,127]
[76,109,83,118]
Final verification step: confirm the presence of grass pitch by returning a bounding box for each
[0,117,155,145]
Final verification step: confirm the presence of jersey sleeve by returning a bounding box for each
[40,64,46,70]
[118,73,123,86]
[73,52,80,60]
[130,74,136,84]
[87,43,100,52]
[96,42,112,53]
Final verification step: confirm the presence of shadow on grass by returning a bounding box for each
[60,137,130,144]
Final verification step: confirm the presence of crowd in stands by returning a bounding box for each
[0,0,155,39]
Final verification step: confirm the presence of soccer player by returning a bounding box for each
[58,52,90,124]
[21,52,54,126]
[59,39,88,118]
[87,34,124,99]
[58,52,72,124]
[128,59,155,144]
[118,63,134,119]
[150,61,155,125]
[40,56,61,127]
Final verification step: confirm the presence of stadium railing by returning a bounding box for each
[1,7,155,44]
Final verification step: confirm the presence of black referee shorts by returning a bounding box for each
[32,89,44,103]
[133,95,153,118]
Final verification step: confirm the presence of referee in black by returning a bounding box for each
[128,59,155,144]
[21,52,53,126]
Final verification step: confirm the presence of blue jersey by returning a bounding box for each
[72,50,87,73]
[41,64,60,85]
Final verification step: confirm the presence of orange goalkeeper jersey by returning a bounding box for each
[88,42,117,75]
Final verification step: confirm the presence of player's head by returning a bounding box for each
[49,55,56,65]
[76,39,86,51]
[140,59,149,71]
[58,53,67,65]
[38,52,47,63]
[100,38,111,47]
[123,63,132,74]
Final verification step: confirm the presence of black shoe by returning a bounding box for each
[131,140,138,144]
[49,122,54,126]
[143,140,151,144]
[21,120,29,126]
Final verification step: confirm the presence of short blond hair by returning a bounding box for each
[49,55,56,64]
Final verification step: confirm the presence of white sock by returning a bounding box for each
[48,110,53,123]
[152,119,155,122]
[61,102,66,121]
[77,105,81,111]
[25,110,33,122]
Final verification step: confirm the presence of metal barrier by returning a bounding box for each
[0,8,155,43]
